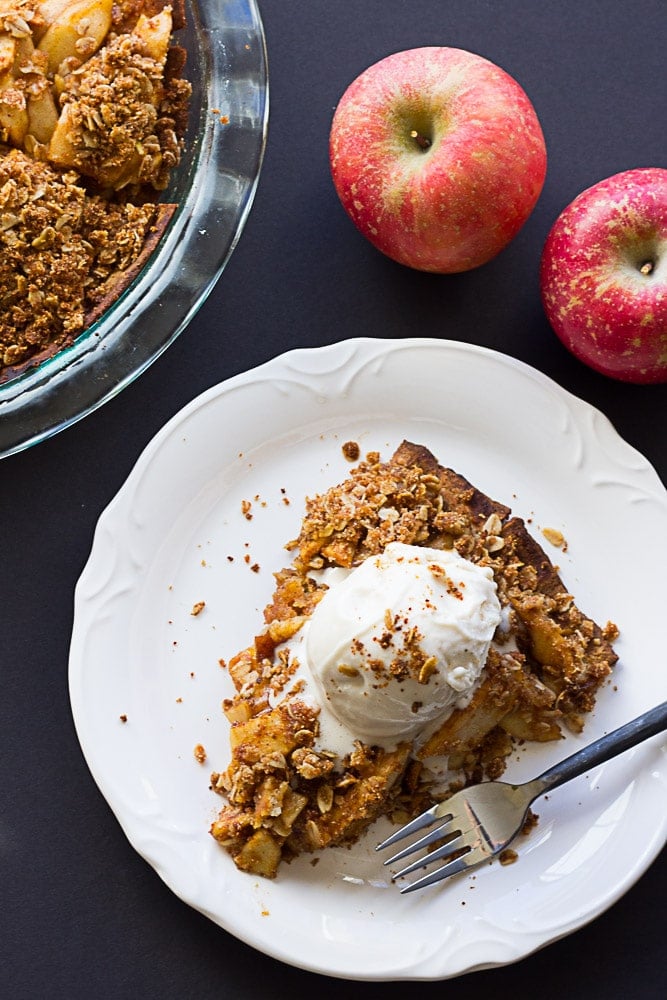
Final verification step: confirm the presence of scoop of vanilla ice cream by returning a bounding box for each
[305,541,501,745]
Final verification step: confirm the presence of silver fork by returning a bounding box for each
[377,700,667,893]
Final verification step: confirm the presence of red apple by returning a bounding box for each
[540,168,667,384]
[329,47,547,273]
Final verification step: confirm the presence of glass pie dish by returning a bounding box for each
[0,0,268,459]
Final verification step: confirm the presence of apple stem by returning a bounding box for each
[410,129,431,151]
[639,261,654,275]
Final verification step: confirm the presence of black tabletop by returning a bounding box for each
[3,1,666,997]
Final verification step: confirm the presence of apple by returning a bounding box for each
[329,47,547,273]
[540,168,667,384]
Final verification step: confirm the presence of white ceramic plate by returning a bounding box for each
[69,338,667,981]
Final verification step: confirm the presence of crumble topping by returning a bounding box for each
[341,439,360,462]
[340,619,443,689]
[0,147,165,368]
[49,10,185,190]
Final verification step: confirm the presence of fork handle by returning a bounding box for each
[528,700,667,798]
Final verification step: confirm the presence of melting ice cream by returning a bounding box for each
[305,541,501,745]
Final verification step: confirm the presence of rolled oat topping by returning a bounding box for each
[0,147,163,370]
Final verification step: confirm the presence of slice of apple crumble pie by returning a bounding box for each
[210,441,619,879]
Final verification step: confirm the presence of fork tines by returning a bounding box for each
[376,801,489,893]
[375,802,454,852]
[396,844,488,893]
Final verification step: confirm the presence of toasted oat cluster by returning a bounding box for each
[0,0,191,381]
[210,441,619,879]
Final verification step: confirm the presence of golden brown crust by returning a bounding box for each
[394,440,512,525]
[83,201,175,325]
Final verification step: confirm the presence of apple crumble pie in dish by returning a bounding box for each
[0,0,267,459]
[210,440,619,879]
[0,0,191,382]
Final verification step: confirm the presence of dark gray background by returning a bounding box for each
[2,1,665,997]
